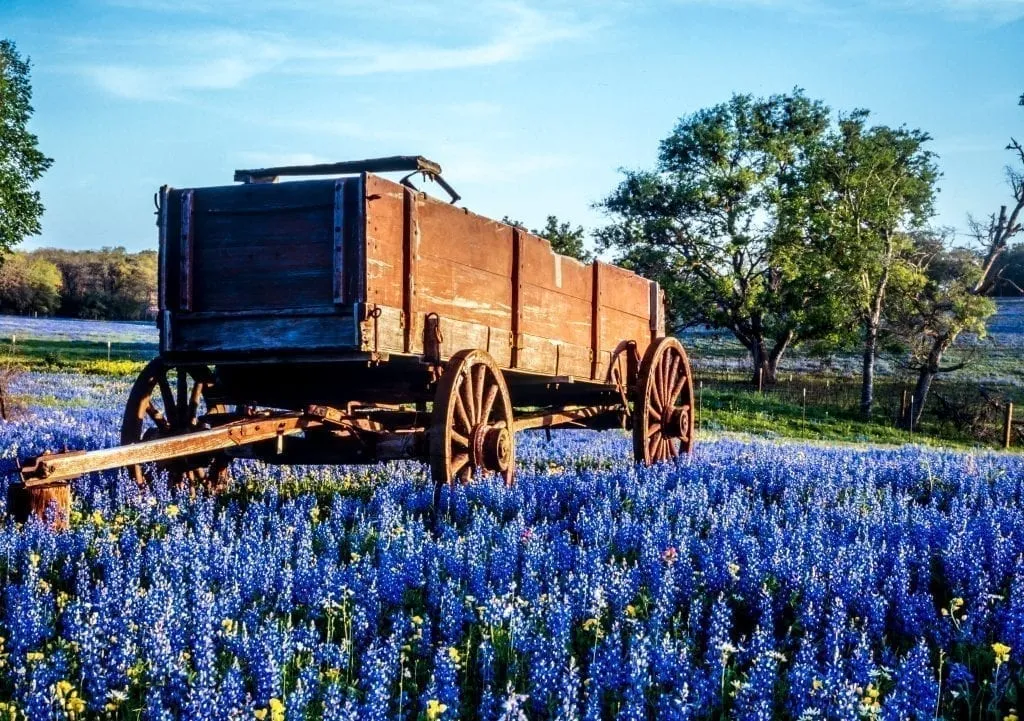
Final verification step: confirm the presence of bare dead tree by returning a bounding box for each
[896,136,1024,430]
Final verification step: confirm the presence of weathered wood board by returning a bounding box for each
[363,175,663,379]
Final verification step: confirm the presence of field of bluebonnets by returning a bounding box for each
[1,368,1023,720]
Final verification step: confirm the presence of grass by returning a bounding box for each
[0,337,152,375]
[697,386,1015,452]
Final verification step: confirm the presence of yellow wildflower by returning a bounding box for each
[425,699,448,721]
[812,678,823,691]
[253,710,268,721]
[28,553,40,567]
[165,505,180,518]
[1004,713,1018,721]
[66,695,85,716]
[90,510,104,526]
[26,651,44,663]
[448,646,462,665]
[625,604,637,618]
[993,642,1012,666]
[269,698,285,721]
[727,562,740,581]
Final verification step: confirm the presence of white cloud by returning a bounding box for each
[671,0,1024,21]
[75,2,596,100]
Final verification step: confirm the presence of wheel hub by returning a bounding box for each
[664,406,689,440]
[471,423,512,473]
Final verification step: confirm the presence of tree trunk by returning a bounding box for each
[747,329,793,387]
[767,328,794,385]
[906,369,934,430]
[750,339,769,387]
[860,263,889,421]
[860,319,878,420]
[903,335,951,429]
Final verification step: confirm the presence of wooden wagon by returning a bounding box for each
[9,157,696,519]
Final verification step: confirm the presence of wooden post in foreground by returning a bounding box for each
[7,484,71,530]
[1004,403,1014,450]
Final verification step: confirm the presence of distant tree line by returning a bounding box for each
[0,248,157,320]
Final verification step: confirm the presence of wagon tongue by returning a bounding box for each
[5,413,321,489]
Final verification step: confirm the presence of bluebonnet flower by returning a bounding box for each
[0,370,1021,718]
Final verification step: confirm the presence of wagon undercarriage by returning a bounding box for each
[14,337,694,492]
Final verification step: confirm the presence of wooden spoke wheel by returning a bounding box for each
[430,349,515,488]
[633,337,695,465]
[607,341,640,429]
[120,358,232,488]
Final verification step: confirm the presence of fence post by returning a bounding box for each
[909,397,914,435]
[107,340,111,361]
[1004,403,1014,450]
[802,387,806,422]
[698,380,703,434]
[899,389,908,425]
[757,368,763,394]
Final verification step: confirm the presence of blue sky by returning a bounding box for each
[3,0,1022,253]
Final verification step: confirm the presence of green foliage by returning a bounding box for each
[533,215,592,262]
[802,110,940,416]
[598,89,838,381]
[805,112,938,320]
[0,252,61,314]
[32,247,157,319]
[0,39,52,253]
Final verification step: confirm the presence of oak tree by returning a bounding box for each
[598,90,839,384]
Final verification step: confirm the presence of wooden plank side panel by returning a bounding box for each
[520,288,592,348]
[517,336,591,378]
[601,307,653,362]
[416,194,514,279]
[509,229,595,376]
[412,177,514,334]
[179,190,194,311]
[601,263,653,320]
[520,232,592,302]
[164,190,183,313]
[363,174,406,312]
[190,180,336,313]
[413,256,512,328]
[438,317,512,368]
[173,314,358,354]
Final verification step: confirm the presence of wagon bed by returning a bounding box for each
[161,163,663,382]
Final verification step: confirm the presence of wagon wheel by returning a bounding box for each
[120,358,232,489]
[430,349,515,488]
[633,337,695,464]
[607,341,640,429]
